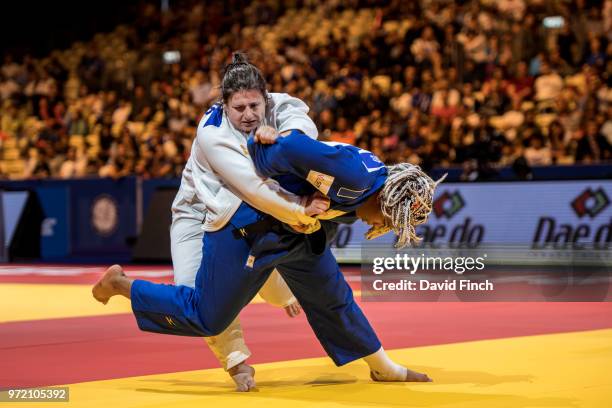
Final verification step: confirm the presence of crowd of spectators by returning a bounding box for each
[0,0,611,180]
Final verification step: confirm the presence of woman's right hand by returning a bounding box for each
[305,191,330,216]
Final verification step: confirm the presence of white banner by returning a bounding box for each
[331,180,612,263]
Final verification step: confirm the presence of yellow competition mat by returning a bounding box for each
[3,329,609,408]
[0,284,133,322]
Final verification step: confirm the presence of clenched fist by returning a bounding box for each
[305,191,330,216]
[254,125,278,144]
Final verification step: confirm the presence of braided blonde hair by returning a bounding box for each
[365,163,446,248]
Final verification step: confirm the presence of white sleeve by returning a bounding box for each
[201,130,317,226]
[271,93,319,140]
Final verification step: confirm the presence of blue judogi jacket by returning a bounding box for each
[247,130,387,216]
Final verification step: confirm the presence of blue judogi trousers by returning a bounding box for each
[130,203,381,366]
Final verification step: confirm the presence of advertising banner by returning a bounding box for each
[332,180,612,264]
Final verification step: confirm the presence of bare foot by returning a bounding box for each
[284,301,301,318]
[228,362,256,392]
[92,264,126,305]
[370,368,432,382]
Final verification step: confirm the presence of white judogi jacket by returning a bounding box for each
[172,93,319,231]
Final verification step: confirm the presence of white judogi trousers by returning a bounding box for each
[170,217,296,370]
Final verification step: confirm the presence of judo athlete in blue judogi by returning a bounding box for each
[93,128,442,383]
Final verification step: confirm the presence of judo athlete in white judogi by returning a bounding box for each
[169,88,318,389]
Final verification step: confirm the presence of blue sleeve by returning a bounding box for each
[247,133,296,178]
[248,130,373,192]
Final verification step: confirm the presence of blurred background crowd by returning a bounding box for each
[0,0,611,181]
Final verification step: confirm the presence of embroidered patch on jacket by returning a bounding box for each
[306,170,334,195]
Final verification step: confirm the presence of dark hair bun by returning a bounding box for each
[221,50,268,103]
